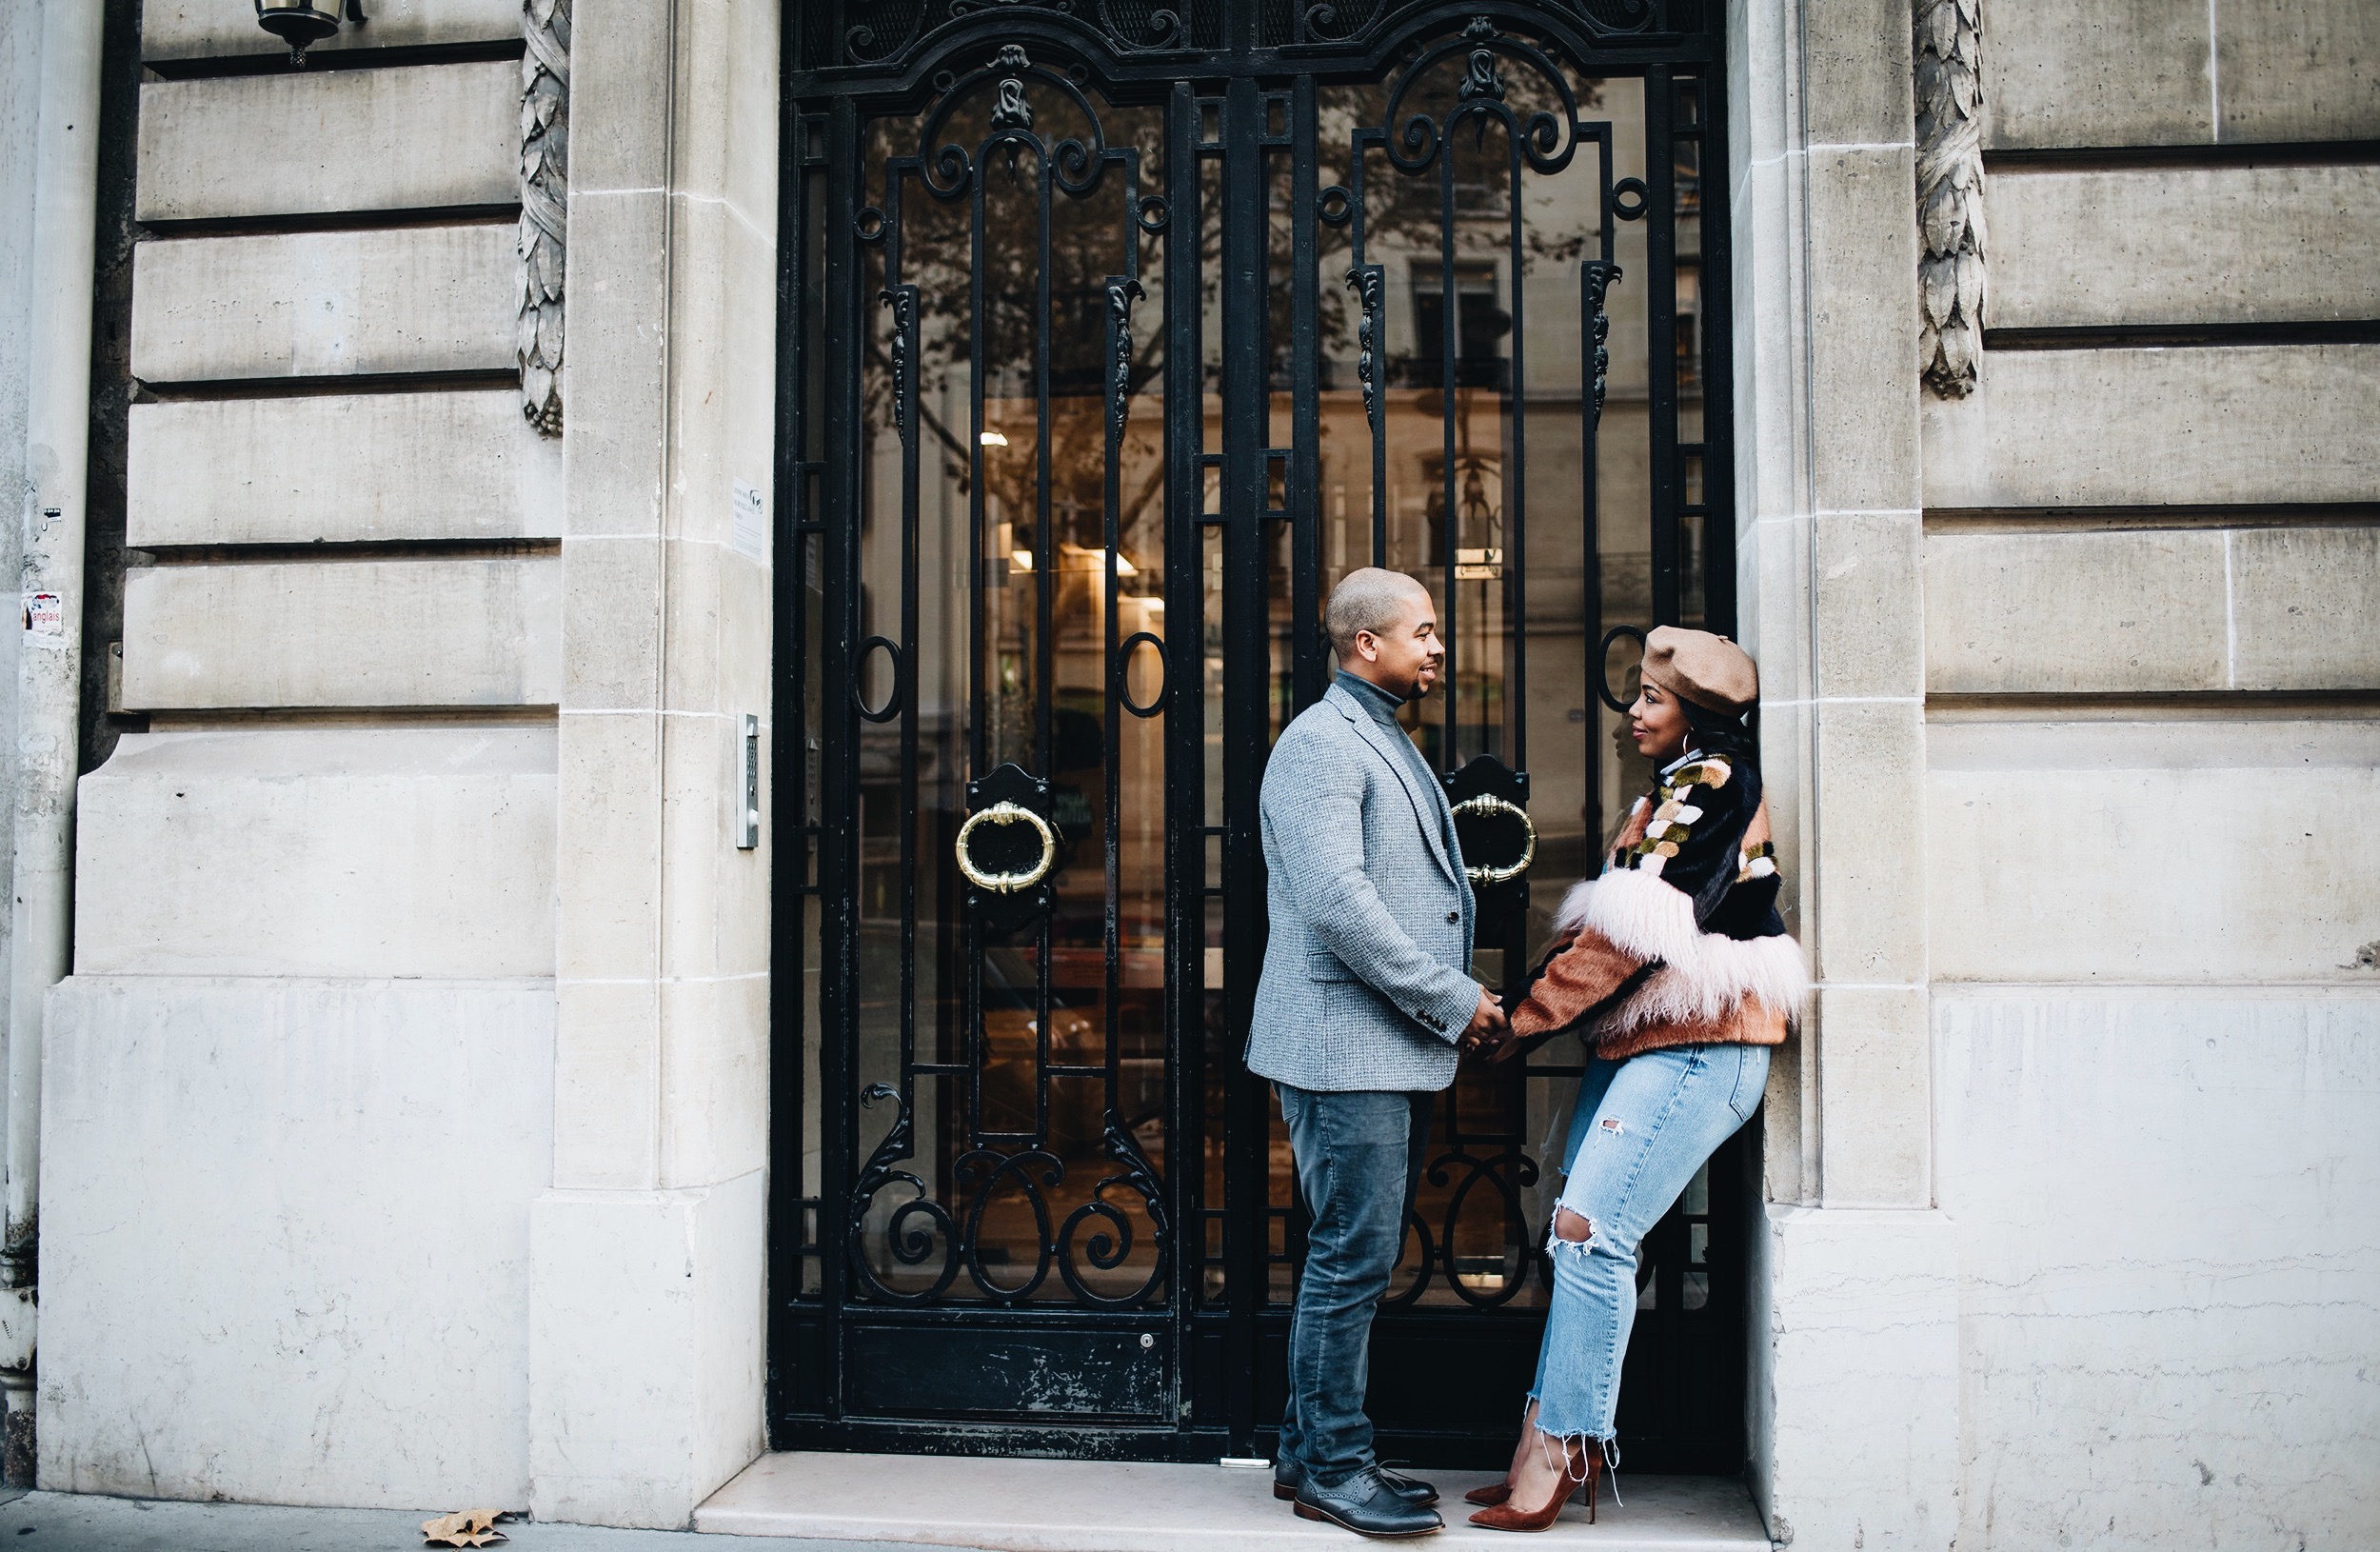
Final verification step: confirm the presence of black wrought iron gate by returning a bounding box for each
[771,0,1744,1471]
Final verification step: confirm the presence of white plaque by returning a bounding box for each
[730,478,768,565]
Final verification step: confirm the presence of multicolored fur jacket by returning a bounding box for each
[1496,750,1809,1065]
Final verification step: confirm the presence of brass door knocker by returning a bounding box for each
[1451,793,1537,885]
[954,800,1058,894]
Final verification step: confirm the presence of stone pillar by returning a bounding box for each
[528,0,781,1527]
[1728,0,1958,1542]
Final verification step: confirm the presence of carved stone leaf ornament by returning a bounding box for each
[1914,0,1984,397]
[520,0,570,434]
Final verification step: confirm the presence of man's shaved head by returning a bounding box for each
[1324,567,1431,658]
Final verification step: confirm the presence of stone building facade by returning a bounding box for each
[2,0,2374,1546]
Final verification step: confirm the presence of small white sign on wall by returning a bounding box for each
[730,479,768,565]
[22,591,64,648]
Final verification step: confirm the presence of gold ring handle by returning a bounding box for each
[1451,793,1537,885]
[954,800,1059,894]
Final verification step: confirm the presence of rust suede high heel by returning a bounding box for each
[1466,1440,1597,1531]
[1461,1482,1512,1507]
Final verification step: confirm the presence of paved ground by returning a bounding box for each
[0,1490,969,1552]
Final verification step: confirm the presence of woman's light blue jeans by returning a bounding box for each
[1529,1042,1770,1443]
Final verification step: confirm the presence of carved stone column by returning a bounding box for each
[1915,0,1984,397]
[521,0,569,434]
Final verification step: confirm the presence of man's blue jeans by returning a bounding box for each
[1530,1042,1769,1443]
[1275,1084,1433,1488]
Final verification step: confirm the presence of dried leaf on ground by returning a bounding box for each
[421,1507,511,1547]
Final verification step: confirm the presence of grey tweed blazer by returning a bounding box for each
[1244,682,1478,1093]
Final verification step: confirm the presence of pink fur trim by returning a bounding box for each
[1580,866,1705,964]
[1559,868,1811,1036]
[1596,933,1811,1038]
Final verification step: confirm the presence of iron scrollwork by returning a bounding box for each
[1582,260,1621,424]
[1105,276,1143,441]
[1345,264,1384,428]
[850,1083,962,1305]
[1458,16,1508,101]
[1379,18,1588,177]
[1057,1114,1172,1305]
[1597,624,1649,714]
[1384,1145,1545,1310]
[990,46,1036,131]
[848,1085,1169,1306]
[812,0,1681,69]
[881,284,918,436]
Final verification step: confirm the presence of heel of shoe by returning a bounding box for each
[1272,1482,1298,1502]
[1292,1502,1325,1522]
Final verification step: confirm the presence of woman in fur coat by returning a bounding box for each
[1465,627,1808,1531]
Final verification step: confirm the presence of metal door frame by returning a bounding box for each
[769,0,1740,1467]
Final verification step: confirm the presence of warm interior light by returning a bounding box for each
[1113,553,1139,576]
[1011,549,1035,570]
[981,429,1009,447]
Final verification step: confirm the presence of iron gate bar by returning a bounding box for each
[821,93,864,1423]
[1290,74,1325,711]
[1219,71,1271,1459]
[1162,79,1206,1397]
[1645,64,1678,626]
[766,106,825,1412]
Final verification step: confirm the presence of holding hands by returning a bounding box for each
[1459,984,1509,1055]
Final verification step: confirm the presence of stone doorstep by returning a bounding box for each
[695,1453,1772,1551]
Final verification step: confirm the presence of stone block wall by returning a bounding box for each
[35,0,783,1524]
[35,6,568,1512]
[1918,4,2380,1545]
[39,0,781,1524]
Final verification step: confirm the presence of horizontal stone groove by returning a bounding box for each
[1984,321,2380,350]
[139,368,520,401]
[142,40,525,79]
[140,205,519,239]
[1924,504,2380,534]
[136,538,562,567]
[142,707,562,730]
[1927,691,2380,720]
[1983,140,2380,172]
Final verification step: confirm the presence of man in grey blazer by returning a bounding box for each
[1249,567,1507,1538]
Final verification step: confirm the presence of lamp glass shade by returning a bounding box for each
[255,0,344,51]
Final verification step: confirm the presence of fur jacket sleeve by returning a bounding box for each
[1495,754,1809,1065]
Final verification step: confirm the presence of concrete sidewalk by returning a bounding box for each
[0,1490,976,1552]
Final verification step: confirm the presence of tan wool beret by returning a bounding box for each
[1641,626,1758,713]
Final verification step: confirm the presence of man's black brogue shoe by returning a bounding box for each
[1292,1469,1445,1538]
[1274,1459,1438,1508]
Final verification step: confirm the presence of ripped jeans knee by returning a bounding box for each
[1548,1205,1594,1252]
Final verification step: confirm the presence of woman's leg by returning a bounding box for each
[1503,1056,1625,1486]
[1508,1043,1771,1510]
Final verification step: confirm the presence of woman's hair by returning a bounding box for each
[1681,696,1759,765]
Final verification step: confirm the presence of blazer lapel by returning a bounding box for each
[1327,684,1458,885]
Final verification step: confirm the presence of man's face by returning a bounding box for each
[1354,586,1445,701]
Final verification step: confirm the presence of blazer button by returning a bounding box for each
[1446,909,1459,924]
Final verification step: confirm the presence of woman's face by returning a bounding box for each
[1627,679,1693,765]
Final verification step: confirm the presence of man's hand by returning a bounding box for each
[1459,985,1508,1053]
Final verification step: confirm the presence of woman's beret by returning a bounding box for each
[1641,626,1758,713]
